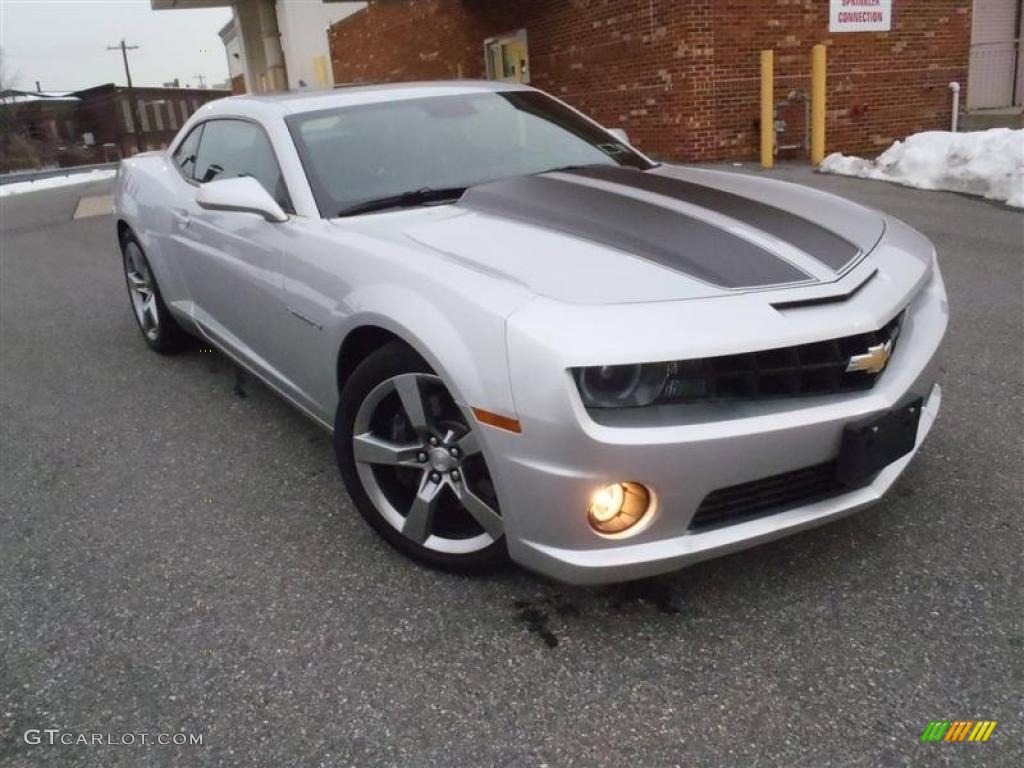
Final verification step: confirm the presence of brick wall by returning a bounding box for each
[329,0,972,162]
[701,0,972,160]
[329,1,519,82]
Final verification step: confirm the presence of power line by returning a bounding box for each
[106,39,143,154]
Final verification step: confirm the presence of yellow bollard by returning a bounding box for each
[760,50,774,169]
[810,43,827,165]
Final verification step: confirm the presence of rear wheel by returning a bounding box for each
[120,234,189,353]
[335,342,506,572]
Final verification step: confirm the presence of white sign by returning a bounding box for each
[830,0,892,32]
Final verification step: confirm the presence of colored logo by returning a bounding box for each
[846,339,893,374]
[920,721,997,742]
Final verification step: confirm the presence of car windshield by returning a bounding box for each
[285,89,656,217]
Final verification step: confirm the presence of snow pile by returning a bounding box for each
[820,129,1024,208]
[0,169,117,198]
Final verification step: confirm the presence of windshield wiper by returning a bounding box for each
[337,186,467,217]
[537,162,610,176]
[537,159,660,177]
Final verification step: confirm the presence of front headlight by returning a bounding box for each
[574,363,669,408]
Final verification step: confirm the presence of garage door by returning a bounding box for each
[968,0,1023,108]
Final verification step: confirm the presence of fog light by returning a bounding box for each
[588,482,653,535]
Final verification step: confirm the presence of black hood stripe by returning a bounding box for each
[562,166,860,272]
[457,175,810,290]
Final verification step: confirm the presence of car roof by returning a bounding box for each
[205,80,534,118]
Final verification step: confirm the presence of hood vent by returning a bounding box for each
[771,269,878,311]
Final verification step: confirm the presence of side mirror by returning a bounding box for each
[196,176,288,223]
[607,127,630,145]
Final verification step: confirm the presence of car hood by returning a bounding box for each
[353,165,889,305]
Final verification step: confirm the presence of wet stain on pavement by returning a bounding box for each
[513,599,559,648]
[512,580,682,648]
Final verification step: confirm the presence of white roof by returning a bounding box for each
[0,91,79,105]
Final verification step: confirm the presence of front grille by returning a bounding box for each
[660,312,904,403]
[689,462,845,531]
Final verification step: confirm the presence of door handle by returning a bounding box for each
[172,208,190,228]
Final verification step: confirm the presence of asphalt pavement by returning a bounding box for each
[0,166,1021,767]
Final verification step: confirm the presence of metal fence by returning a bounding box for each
[0,162,118,187]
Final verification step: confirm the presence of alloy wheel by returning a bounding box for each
[352,372,503,554]
[124,242,159,340]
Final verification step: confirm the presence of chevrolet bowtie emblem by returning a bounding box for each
[846,340,893,374]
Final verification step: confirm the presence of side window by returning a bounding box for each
[192,119,292,212]
[172,124,203,179]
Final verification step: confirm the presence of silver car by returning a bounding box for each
[114,81,947,585]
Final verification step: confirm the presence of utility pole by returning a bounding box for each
[107,39,144,154]
[194,74,207,89]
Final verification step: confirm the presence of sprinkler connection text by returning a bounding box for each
[24,729,203,747]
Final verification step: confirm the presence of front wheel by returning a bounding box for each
[335,342,507,573]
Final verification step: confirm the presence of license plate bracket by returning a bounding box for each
[836,398,923,487]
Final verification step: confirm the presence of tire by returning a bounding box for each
[120,232,190,354]
[335,342,507,573]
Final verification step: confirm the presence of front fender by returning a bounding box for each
[114,155,189,307]
[335,282,524,420]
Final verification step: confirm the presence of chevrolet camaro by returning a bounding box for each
[113,81,947,585]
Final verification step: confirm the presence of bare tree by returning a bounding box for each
[0,48,29,171]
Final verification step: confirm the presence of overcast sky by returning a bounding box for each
[1,0,233,92]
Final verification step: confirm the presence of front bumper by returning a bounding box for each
[484,246,947,586]
[508,383,939,585]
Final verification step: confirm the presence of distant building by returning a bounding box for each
[0,90,80,144]
[0,90,82,171]
[0,82,228,171]
[156,0,365,93]
[73,83,230,158]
